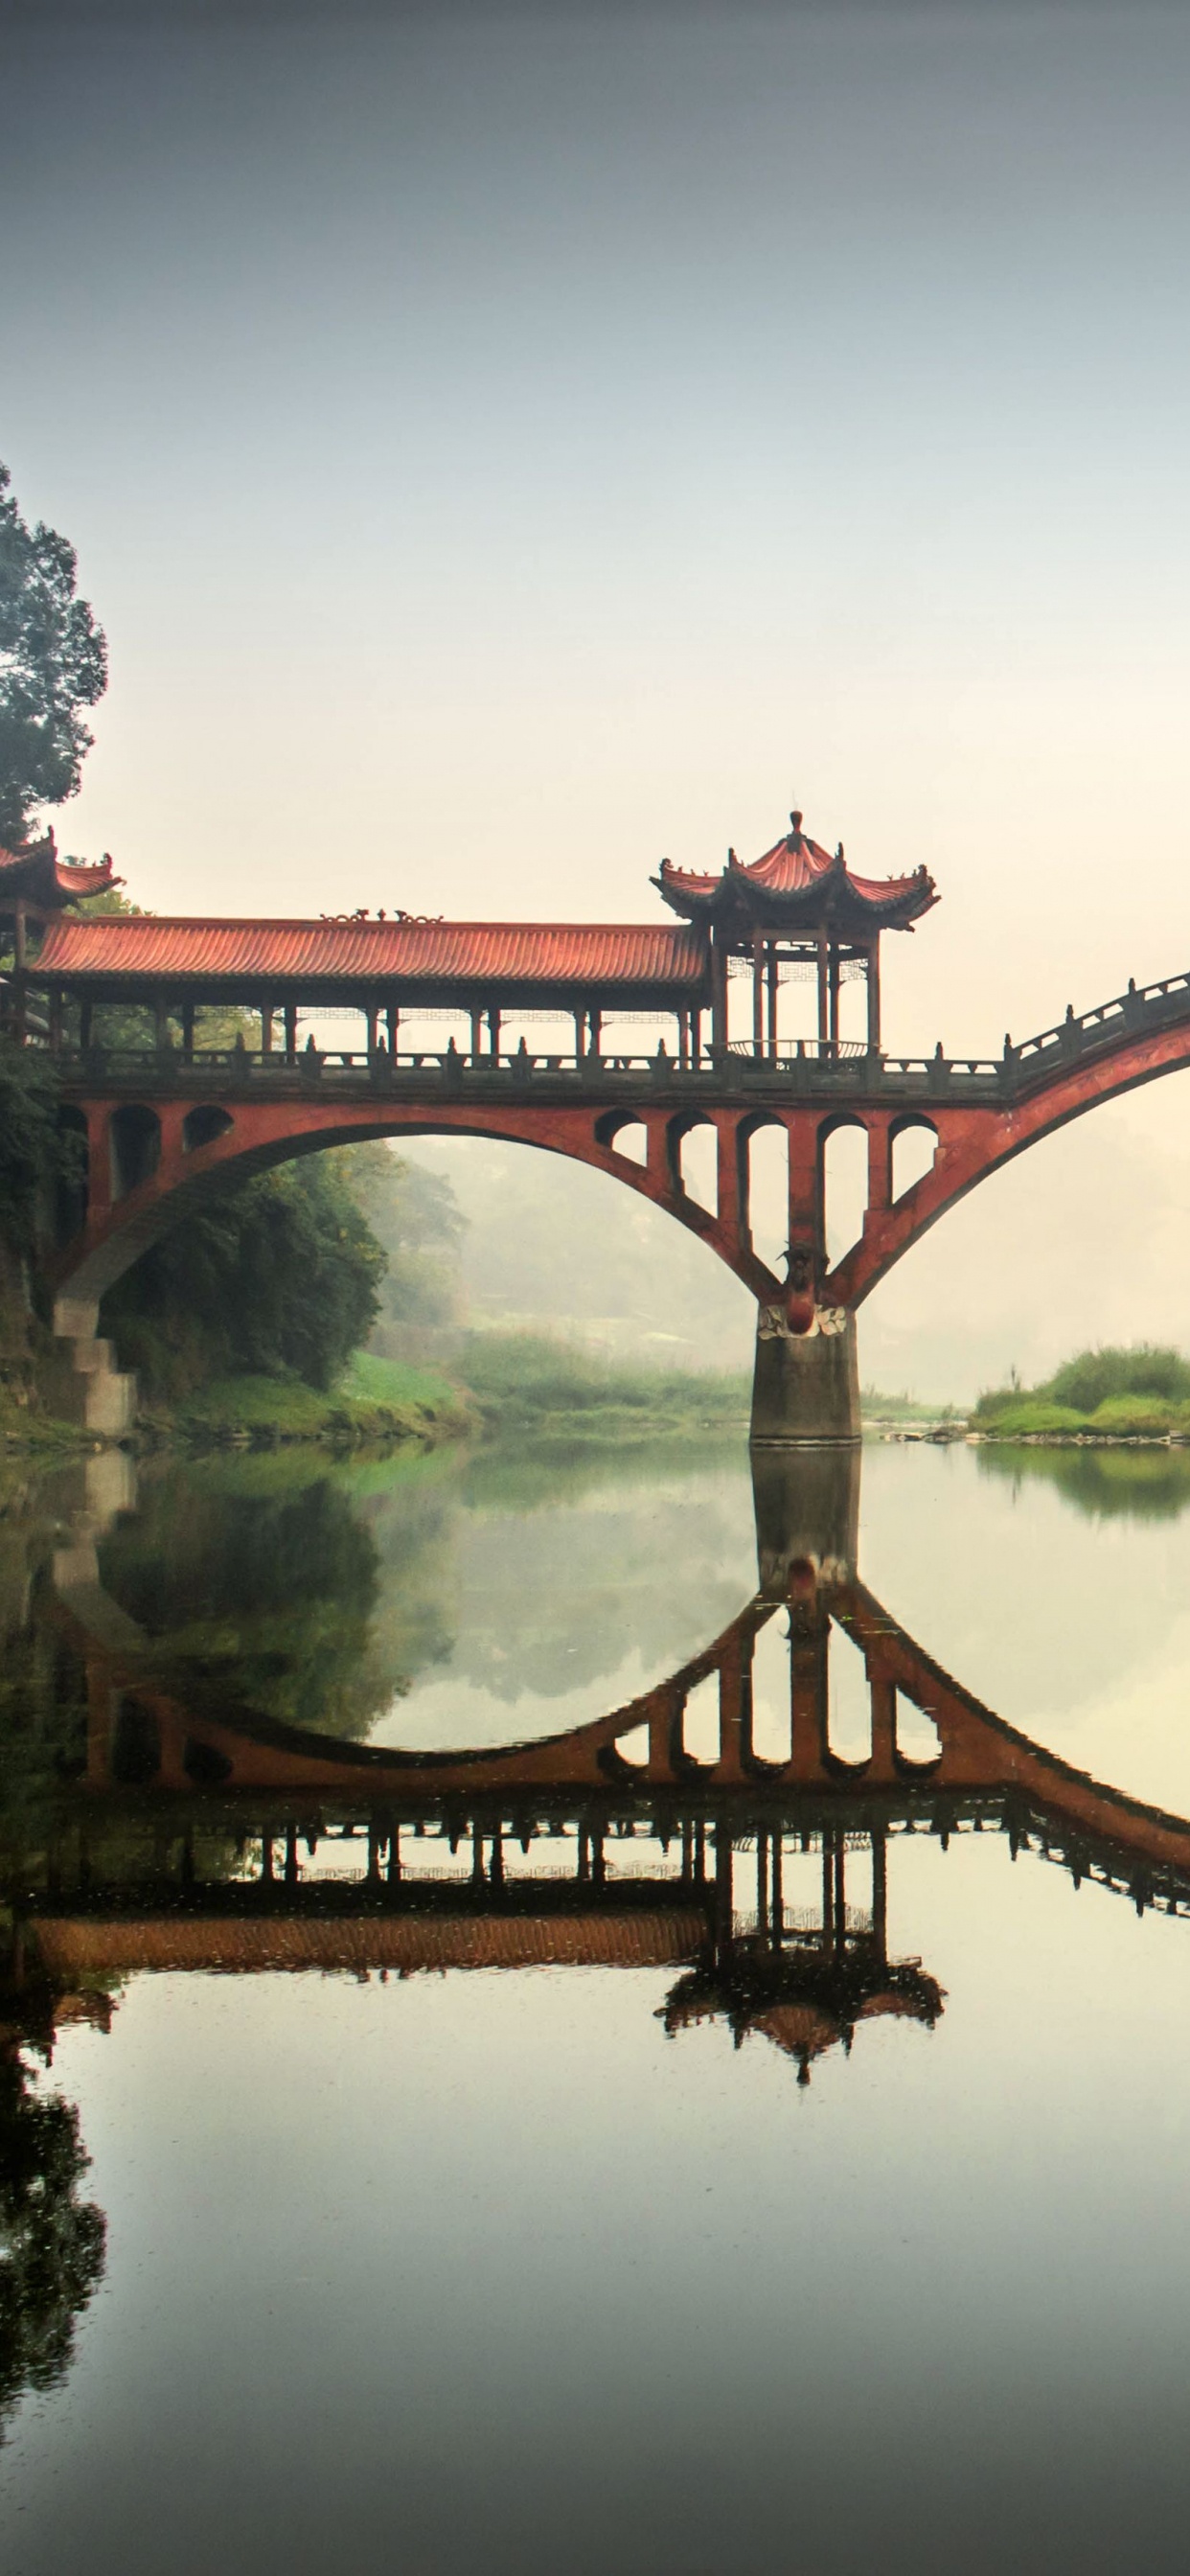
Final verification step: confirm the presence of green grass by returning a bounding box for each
[139,1363,472,1451]
[336,1348,462,1412]
[453,1329,750,1442]
[974,1346,1190,1438]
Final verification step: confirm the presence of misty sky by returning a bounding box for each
[5,0,1190,1392]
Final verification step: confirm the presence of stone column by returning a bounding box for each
[750,1307,860,1443]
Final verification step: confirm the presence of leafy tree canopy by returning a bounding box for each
[0,1036,77,1258]
[0,463,106,846]
[103,1153,388,1395]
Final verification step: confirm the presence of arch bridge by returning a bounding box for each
[7,813,1190,1436]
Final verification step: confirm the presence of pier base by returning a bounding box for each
[750,1440,860,1595]
[749,1308,860,1446]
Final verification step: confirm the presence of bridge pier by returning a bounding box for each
[749,1308,860,1446]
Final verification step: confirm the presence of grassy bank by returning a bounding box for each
[138,1354,472,1451]
[973,1345,1190,1439]
[451,1330,750,1444]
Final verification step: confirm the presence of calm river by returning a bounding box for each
[4,1430,1190,2573]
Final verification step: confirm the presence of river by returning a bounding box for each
[3,1429,1190,2573]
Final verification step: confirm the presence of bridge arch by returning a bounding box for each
[49,1093,786,1329]
[829,1013,1190,1309]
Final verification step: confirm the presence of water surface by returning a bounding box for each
[4,1433,1190,2573]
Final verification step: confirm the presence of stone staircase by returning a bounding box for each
[50,1296,138,1437]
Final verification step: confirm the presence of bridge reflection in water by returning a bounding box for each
[15,1444,1190,2094]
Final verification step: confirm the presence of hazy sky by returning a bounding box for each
[5,0,1190,1388]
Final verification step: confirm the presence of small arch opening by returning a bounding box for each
[896,1692,942,1768]
[613,1720,650,1769]
[183,1735,235,1785]
[681,1671,721,1767]
[826,1624,872,1768]
[183,1105,234,1153]
[597,1115,648,1169]
[110,1696,161,1785]
[891,1120,938,1203]
[747,1121,789,1274]
[109,1103,161,1201]
[748,1614,791,1765]
[822,1123,868,1268]
[676,1120,717,1215]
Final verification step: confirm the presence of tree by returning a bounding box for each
[103,1153,388,1395]
[0,2050,105,2441]
[0,462,107,846]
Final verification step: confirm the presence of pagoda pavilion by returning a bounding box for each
[0,832,117,957]
[654,810,936,1058]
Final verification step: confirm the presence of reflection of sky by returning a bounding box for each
[356,1438,1190,1806]
[12,1830,1190,2575]
[15,1440,1190,2563]
[860,1443,1190,1814]
[366,1460,758,1749]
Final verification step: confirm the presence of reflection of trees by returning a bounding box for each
[98,1466,395,1738]
[977,1441,1190,1522]
[0,2044,105,2440]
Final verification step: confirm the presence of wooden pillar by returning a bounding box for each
[714,1824,734,1967]
[181,1000,195,1063]
[261,1003,274,1055]
[153,990,169,1049]
[469,1007,483,1064]
[589,1006,602,1059]
[816,929,829,1050]
[692,1008,702,1068]
[573,1008,585,1063]
[829,942,841,1054]
[767,944,779,1060]
[487,1006,501,1060]
[866,937,881,1053]
[386,1000,400,1054]
[711,935,728,1057]
[364,1000,378,1058]
[284,1002,298,1062]
[48,985,63,1052]
[752,931,765,1056]
[871,1828,888,1957]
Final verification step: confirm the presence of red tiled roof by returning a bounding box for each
[34,1909,706,1977]
[0,831,118,910]
[33,913,708,993]
[655,812,936,932]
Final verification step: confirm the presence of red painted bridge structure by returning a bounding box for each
[5,809,1190,1436]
